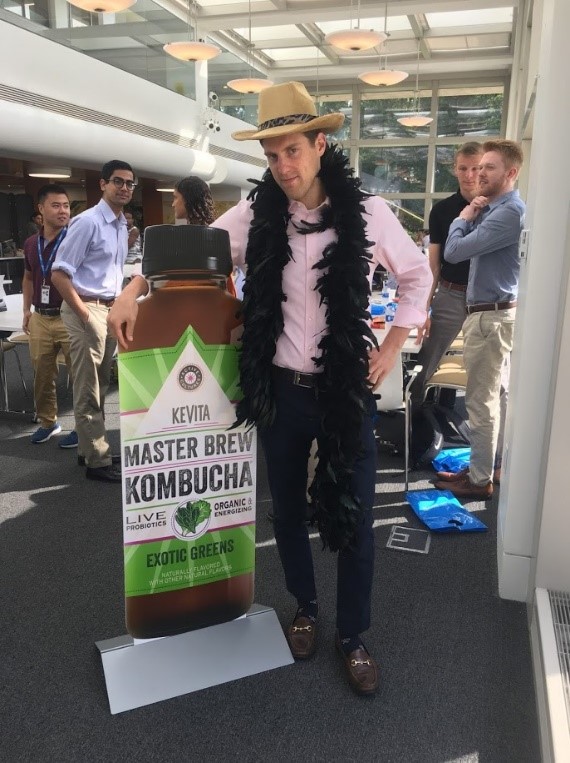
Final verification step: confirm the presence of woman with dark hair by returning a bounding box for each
[172,176,237,296]
[172,176,216,225]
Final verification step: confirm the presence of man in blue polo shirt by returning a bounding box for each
[52,159,135,483]
[434,139,525,499]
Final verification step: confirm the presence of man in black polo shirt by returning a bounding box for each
[22,184,76,447]
[410,141,483,408]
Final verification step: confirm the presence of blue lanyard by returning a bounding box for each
[37,227,67,282]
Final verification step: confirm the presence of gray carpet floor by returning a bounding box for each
[0,350,540,762]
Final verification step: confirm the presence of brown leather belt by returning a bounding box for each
[272,365,320,388]
[440,278,467,293]
[466,300,517,314]
[79,295,115,307]
[34,306,61,316]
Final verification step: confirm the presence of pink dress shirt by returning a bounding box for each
[213,195,431,373]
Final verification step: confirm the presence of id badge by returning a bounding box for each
[41,286,50,304]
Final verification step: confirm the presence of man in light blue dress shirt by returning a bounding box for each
[52,160,135,482]
[434,140,525,500]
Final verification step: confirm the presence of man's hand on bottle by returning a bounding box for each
[108,279,146,349]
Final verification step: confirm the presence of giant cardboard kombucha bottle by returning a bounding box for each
[119,225,256,639]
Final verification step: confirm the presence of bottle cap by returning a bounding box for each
[142,224,232,278]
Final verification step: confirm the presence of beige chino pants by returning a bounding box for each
[61,303,116,468]
[463,307,516,486]
[28,312,72,428]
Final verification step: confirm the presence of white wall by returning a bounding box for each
[534,217,570,590]
[497,0,570,600]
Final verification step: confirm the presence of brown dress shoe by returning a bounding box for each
[434,475,493,500]
[287,614,317,660]
[335,633,379,696]
[435,467,469,482]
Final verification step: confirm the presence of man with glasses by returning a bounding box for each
[52,160,135,482]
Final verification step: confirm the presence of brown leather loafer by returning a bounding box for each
[287,614,317,660]
[434,475,493,500]
[435,467,469,482]
[335,633,379,696]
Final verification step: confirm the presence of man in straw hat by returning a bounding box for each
[109,81,431,695]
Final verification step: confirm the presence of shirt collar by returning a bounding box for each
[98,197,127,224]
[288,196,330,215]
[486,188,519,212]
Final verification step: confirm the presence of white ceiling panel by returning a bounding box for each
[20,0,516,95]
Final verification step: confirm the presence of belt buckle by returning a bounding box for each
[293,370,312,388]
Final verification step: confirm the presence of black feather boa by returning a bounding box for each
[235,144,376,551]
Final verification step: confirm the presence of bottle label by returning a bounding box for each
[119,326,256,597]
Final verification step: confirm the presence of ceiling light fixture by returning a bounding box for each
[397,38,433,127]
[325,0,386,52]
[28,166,72,179]
[163,0,220,62]
[156,183,175,192]
[227,0,273,93]
[358,3,409,86]
[66,0,135,12]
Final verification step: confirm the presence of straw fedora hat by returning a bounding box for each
[232,81,345,141]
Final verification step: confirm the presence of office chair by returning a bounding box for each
[0,333,29,410]
[424,357,467,405]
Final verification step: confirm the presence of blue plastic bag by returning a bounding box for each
[405,489,487,533]
[432,447,471,474]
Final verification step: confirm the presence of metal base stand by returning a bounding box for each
[96,603,293,714]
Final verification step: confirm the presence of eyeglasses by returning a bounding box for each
[109,177,137,190]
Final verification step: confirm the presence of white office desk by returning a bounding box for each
[0,293,24,334]
[372,325,421,356]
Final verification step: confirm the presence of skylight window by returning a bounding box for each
[426,8,513,28]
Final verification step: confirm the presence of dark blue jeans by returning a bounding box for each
[260,374,376,636]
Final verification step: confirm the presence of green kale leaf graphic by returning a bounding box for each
[175,500,211,535]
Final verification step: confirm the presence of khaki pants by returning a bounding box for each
[463,307,516,486]
[28,312,72,428]
[61,303,116,468]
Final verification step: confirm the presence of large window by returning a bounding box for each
[316,96,352,143]
[360,146,428,194]
[219,83,504,232]
[434,145,458,193]
[436,89,504,137]
[360,94,433,140]
[356,85,504,229]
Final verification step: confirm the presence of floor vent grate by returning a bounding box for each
[549,590,570,729]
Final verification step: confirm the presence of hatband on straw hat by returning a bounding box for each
[231,81,344,141]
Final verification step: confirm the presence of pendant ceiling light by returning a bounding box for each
[163,0,220,62]
[325,0,386,52]
[67,0,134,12]
[358,3,408,86]
[397,38,433,127]
[227,0,273,93]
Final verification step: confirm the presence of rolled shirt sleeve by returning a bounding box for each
[52,215,95,278]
